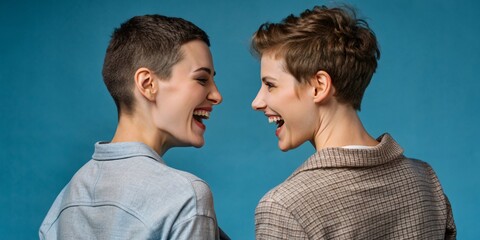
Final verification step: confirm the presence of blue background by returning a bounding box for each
[1,0,479,239]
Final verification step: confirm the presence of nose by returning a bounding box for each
[208,83,223,105]
[251,89,266,111]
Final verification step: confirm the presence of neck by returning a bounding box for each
[111,111,170,156]
[311,104,378,150]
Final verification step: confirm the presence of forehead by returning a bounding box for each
[178,40,214,71]
[260,53,288,76]
[260,52,307,90]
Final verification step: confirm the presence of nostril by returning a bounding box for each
[213,96,222,105]
[252,101,264,110]
[252,97,265,109]
[208,91,222,105]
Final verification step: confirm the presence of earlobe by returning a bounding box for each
[312,70,333,103]
[134,67,157,101]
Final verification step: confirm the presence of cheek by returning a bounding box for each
[276,91,302,116]
[153,97,191,128]
[286,101,316,131]
[268,90,294,110]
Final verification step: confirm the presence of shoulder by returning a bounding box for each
[256,167,351,228]
[256,171,319,218]
[256,187,292,216]
[258,169,332,208]
[255,183,309,239]
[396,157,442,184]
[94,155,212,198]
[401,158,447,194]
[65,156,215,224]
[169,169,215,215]
[124,158,215,219]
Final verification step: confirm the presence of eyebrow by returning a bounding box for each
[261,76,276,83]
[194,67,216,76]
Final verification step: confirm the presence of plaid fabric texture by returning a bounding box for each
[255,134,456,239]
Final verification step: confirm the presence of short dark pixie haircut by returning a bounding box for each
[251,5,380,110]
[102,15,210,115]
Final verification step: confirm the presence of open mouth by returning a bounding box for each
[268,116,284,129]
[193,109,210,129]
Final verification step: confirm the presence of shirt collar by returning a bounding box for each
[288,133,404,179]
[92,141,165,164]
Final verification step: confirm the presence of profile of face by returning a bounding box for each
[252,53,318,151]
[152,40,222,148]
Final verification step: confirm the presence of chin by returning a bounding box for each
[171,136,205,148]
[192,143,205,148]
[278,142,292,152]
[278,139,303,152]
[191,138,205,148]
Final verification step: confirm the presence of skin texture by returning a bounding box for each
[252,52,378,151]
[252,53,318,151]
[112,40,222,155]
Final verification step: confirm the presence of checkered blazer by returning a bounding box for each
[255,134,456,239]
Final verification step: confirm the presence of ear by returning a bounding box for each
[134,67,157,102]
[311,70,334,103]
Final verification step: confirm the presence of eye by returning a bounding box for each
[264,81,275,91]
[196,78,208,85]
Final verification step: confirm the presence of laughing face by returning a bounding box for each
[252,53,318,151]
[152,40,222,149]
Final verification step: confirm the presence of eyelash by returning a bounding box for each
[264,82,275,90]
[197,78,208,85]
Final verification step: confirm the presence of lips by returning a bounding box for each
[267,114,284,136]
[193,107,212,130]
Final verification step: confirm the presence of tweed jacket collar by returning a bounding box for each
[288,133,404,180]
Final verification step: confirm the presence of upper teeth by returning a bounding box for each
[193,110,210,119]
[268,116,283,123]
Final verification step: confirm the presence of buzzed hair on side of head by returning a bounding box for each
[102,15,210,116]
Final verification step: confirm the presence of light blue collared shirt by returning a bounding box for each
[39,142,219,240]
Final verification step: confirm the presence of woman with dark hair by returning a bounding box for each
[40,14,229,240]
